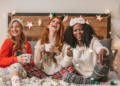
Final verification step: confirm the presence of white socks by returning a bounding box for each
[11,76,21,86]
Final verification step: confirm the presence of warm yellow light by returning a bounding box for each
[112,50,115,54]
[89,49,93,53]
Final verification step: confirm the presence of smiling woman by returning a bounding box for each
[0,19,34,86]
[22,15,76,80]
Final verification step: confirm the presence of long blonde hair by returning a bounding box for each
[7,20,27,56]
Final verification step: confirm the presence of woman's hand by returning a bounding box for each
[97,49,107,66]
[38,44,45,52]
[36,44,45,62]
[17,55,26,64]
[49,45,60,56]
[67,47,73,57]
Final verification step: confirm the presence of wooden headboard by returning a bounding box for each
[8,13,111,41]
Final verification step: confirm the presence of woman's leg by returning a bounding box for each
[63,72,114,85]
[51,67,76,80]
[9,63,23,86]
[90,58,110,82]
[0,63,23,86]
[23,65,48,79]
[62,58,114,85]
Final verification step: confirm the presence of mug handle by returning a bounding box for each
[30,55,34,62]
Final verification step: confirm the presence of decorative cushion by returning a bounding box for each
[100,39,118,71]
[28,41,36,56]
[100,38,112,51]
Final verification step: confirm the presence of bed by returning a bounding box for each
[7,13,120,86]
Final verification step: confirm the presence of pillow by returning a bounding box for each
[28,41,37,56]
[100,38,112,51]
[100,38,118,71]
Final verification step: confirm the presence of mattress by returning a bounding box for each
[5,71,120,86]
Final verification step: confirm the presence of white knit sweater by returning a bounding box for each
[55,37,109,78]
[34,37,63,75]
[34,37,109,77]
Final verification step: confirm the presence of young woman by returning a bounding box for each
[28,15,75,79]
[62,17,114,85]
[0,19,34,86]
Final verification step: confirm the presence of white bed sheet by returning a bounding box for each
[108,71,120,86]
[5,71,120,86]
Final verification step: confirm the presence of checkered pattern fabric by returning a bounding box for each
[23,65,76,80]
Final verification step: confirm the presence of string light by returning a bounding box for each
[109,31,112,34]
[114,44,116,47]
[11,10,16,15]
[105,10,110,14]
[3,14,8,18]
[63,15,68,22]
[112,50,115,54]
[76,64,79,67]
[96,15,103,21]
[38,19,42,26]
[86,20,89,24]
[48,13,52,19]
[89,49,93,53]
[115,62,117,64]
[26,22,33,29]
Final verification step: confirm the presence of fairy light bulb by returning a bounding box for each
[112,50,115,53]
[114,44,116,47]
[115,62,117,64]
[105,10,110,14]
[91,78,94,80]
[109,31,112,34]
[89,49,93,53]
[76,64,79,67]
[114,66,117,69]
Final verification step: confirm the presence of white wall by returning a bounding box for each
[0,0,120,76]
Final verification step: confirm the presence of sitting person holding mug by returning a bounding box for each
[0,19,34,86]
[61,16,114,85]
[30,13,75,79]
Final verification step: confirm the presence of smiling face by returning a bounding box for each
[73,23,84,41]
[47,18,60,32]
[9,21,23,38]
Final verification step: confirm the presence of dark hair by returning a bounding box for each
[64,23,97,48]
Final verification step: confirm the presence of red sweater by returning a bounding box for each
[0,38,34,68]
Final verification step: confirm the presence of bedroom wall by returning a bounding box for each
[0,0,120,76]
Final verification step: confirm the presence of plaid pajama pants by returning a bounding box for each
[23,65,76,80]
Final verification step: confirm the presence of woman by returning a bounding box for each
[0,19,34,86]
[62,17,114,85]
[29,15,75,79]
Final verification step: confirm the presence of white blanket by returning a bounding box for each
[5,71,120,86]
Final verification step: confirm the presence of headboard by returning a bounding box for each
[8,13,111,41]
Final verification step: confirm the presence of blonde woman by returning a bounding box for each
[0,19,34,86]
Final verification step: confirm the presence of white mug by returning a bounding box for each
[22,54,32,63]
[73,49,82,59]
[45,44,52,52]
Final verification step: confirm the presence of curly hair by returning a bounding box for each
[7,20,27,56]
[39,16,65,63]
[64,23,97,48]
